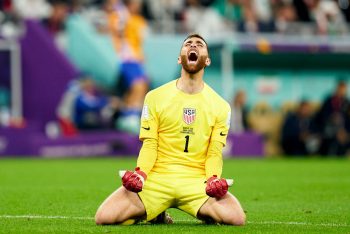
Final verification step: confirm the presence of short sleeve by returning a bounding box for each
[139,92,158,141]
[211,103,231,146]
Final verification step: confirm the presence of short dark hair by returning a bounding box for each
[183,33,207,46]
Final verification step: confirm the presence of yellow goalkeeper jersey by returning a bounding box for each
[139,79,231,176]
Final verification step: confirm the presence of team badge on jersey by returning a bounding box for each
[141,104,149,120]
[183,108,196,125]
[226,111,231,128]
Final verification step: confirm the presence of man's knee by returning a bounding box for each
[95,209,108,225]
[223,211,246,226]
[95,209,120,225]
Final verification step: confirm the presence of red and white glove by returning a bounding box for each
[205,175,233,198]
[120,167,147,193]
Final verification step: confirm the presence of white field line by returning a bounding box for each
[0,215,349,228]
[248,220,350,228]
[0,215,94,220]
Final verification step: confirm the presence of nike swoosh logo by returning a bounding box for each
[220,132,227,136]
[142,126,150,130]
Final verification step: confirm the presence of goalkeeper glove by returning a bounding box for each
[121,167,147,193]
[205,175,230,198]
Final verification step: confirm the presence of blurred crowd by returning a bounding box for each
[1,0,350,37]
[232,80,350,157]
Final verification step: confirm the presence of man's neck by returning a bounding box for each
[177,69,204,94]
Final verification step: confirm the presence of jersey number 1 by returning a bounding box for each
[184,135,190,153]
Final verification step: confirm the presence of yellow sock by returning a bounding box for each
[121,219,136,225]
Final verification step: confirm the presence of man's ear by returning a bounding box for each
[177,56,181,64]
[205,57,211,66]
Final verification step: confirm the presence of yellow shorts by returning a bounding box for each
[138,172,209,221]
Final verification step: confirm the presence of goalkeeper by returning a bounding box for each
[95,33,246,225]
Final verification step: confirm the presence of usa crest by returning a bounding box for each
[183,108,196,125]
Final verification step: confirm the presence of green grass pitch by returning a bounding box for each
[0,157,349,233]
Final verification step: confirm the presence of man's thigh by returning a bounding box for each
[176,176,208,218]
[95,187,146,224]
[197,192,246,225]
[138,173,175,221]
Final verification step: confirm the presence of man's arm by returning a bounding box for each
[136,138,158,174]
[205,141,231,198]
[121,92,158,192]
[206,101,230,178]
[137,92,159,174]
[205,102,231,198]
[205,140,223,179]
[120,138,157,192]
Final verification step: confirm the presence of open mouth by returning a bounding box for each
[188,50,198,64]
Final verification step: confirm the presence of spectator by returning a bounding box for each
[41,0,70,50]
[230,90,249,133]
[42,0,69,34]
[1,0,12,12]
[73,76,117,130]
[251,0,273,24]
[292,0,312,22]
[312,0,347,35]
[339,0,350,22]
[12,0,51,19]
[293,0,347,35]
[123,0,148,62]
[98,0,148,106]
[237,1,276,33]
[212,0,244,24]
[143,0,184,33]
[98,0,126,54]
[118,0,149,109]
[98,0,149,134]
[56,79,81,136]
[281,100,317,156]
[274,1,297,33]
[315,80,350,156]
[183,0,227,37]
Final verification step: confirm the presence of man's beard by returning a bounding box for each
[181,55,207,74]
